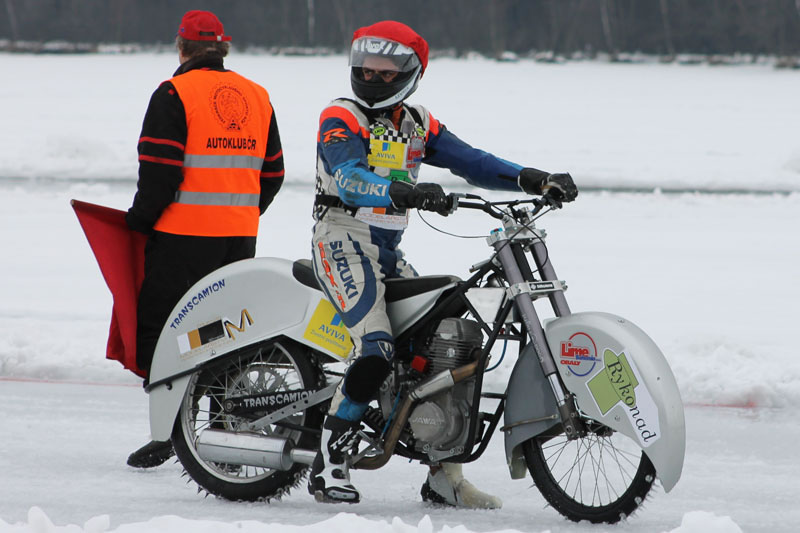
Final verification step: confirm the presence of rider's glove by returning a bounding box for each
[518,168,579,203]
[389,181,452,216]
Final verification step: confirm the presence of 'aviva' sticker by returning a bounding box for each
[587,348,661,447]
[368,139,406,169]
[303,300,352,359]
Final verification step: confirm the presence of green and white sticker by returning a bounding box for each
[588,349,662,447]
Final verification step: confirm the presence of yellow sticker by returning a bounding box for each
[303,299,352,359]
[368,139,405,169]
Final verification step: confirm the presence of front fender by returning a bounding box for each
[146,257,351,441]
[544,311,686,492]
[503,343,561,479]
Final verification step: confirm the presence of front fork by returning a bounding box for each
[491,227,586,439]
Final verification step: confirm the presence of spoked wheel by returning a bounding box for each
[172,338,324,501]
[523,422,657,524]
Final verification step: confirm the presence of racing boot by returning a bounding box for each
[126,440,174,468]
[308,416,361,503]
[420,463,502,509]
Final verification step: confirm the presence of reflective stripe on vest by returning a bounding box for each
[153,69,272,237]
[174,191,260,207]
[183,154,265,170]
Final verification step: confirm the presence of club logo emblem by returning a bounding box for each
[210,84,250,131]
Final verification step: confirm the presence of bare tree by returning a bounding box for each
[488,0,509,57]
[600,0,618,59]
[659,0,675,59]
[4,0,19,45]
[307,0,315,46]
[2,0,800,58]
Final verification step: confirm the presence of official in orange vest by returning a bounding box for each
[125,10,284,468]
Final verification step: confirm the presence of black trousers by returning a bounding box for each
[136,231,256,376]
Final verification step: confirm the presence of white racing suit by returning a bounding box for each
[311,98,525,421]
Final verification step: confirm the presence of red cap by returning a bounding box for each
[178,10,232,42]
[352,21,429,73]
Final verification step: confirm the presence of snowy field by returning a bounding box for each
[1,52,799,533]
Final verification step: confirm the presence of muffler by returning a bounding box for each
[195,429,317,470]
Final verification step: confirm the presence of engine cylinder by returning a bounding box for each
[425,318,483,373]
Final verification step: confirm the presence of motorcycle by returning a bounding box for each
[143,193,685,524]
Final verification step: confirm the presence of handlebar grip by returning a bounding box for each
[447,192,484,211]
[539,193,563,209]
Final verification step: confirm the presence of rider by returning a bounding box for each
[308,20,578,507]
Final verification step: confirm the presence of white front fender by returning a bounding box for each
[544,312,686,491]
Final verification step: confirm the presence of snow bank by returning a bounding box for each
[0,507,747,533]
[1,53,798,192]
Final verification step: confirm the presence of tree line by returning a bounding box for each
[3,0,800,59]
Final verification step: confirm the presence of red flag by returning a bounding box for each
[71,199,147,377]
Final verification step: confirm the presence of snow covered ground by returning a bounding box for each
[2,52,799,192]
[1,52,798,533]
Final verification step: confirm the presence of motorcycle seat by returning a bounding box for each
[292,259,459,303]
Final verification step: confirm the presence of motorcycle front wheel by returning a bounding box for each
[172,338,324,501]
[523,424,656,524]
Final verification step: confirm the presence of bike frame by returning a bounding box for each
[356,199,684,493]
[355,201,576,468]
[144,197,684,492]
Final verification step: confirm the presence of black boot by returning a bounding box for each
[126,440,174,468]
[308,416,361,503]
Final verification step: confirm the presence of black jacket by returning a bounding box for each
[126,54,284,234]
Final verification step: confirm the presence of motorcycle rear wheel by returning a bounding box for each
[172,338,324,501]
[523,425,656,523]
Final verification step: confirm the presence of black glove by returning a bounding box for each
[389,181,452,215]
[125,210,154,236]
[518,168,578,203]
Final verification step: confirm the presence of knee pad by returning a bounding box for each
[344,356,392,403]
[343,332,394,403]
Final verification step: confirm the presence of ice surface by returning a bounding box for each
[1,51,798,533]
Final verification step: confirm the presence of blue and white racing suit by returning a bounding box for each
[311,98,525,420]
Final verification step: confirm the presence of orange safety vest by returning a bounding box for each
[154,69,272,237]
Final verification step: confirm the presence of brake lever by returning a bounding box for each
[547,196,563,209]
[530,194,562,216]
[446,192,462,214]
[447,193,496,218]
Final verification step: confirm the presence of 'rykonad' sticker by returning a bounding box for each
[587,348,661,447]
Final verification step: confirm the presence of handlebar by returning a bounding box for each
[446,191,564,221]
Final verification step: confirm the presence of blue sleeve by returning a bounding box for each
[423,126,523,191]
[318,116,392,208]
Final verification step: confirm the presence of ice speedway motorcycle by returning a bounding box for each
[143,192,685,524]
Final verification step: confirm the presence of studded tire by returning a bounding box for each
[522,425,657,523]
[172,338,324,501]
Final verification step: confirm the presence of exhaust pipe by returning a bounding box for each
[354,360,479,470]
[195,429,317,470]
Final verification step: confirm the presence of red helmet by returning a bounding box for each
[349,21,429,109]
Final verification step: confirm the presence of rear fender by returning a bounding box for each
[544,311,686,492]
[147,257,351,441]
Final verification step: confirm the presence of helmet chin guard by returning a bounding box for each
[350,64,422,109]
[348,30,424,109]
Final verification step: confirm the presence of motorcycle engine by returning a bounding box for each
[404,318,483,461]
